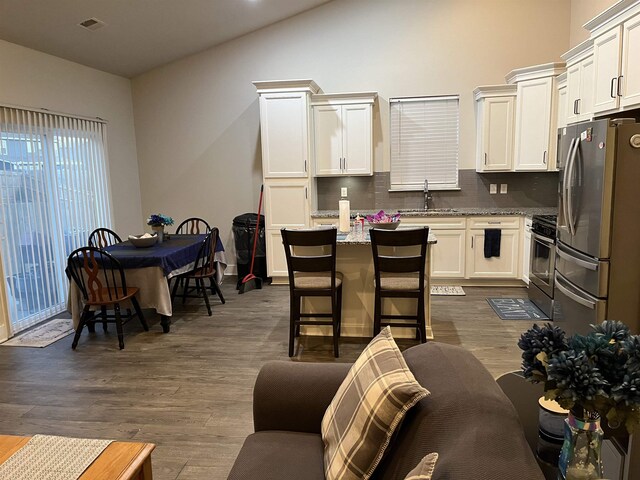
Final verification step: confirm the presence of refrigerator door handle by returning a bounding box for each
[555,273,596,310]
[559,137,576,232]
[566,137,580,236]
[556,245,598,271]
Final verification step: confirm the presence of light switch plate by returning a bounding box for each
[490,184,497,194]
[341,187,348,197]
[500,184,508,194]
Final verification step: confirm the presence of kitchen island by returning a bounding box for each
[302,227,437,340]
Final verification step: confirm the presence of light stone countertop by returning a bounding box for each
[312,207,557,219]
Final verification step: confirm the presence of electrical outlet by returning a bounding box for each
[500,184,508,194]
[341,187,348,197]
[490,184,497,194]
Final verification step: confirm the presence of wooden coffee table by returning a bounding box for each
[0,435,155,479]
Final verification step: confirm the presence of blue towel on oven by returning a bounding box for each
[484,229,501,258]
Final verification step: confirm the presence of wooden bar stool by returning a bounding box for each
[370,227,430,343]
[281,227,343,357]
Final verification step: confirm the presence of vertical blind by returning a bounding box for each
[0,106,112,334]
[390,95,459,190]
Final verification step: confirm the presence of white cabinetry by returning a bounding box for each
[506,63,565,172]
[429,219,466,279]
[311,93,376,176]
[557,73,568,129]
[562,40,594,124]
[473,85,517,172]
[254,80,319,278]
[467,217,521,279]
[588,3,640,114]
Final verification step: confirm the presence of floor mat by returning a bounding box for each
[1,318,74,348]
[486,298,549,320]
[431,285,465,296]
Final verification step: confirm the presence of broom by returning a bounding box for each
[239,185,264,294]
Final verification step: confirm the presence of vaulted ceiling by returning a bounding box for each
[0,0,333,77]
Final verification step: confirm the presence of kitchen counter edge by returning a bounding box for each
[311,207,557,219]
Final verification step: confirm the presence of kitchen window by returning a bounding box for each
[390,95,459,191]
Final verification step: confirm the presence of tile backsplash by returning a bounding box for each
[316,170,559,211]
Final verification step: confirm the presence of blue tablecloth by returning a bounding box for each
[105,234,224,276]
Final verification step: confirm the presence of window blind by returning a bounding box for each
[390,95,459,190]
[0,106,112,334]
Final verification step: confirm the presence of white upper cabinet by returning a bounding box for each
[506,63,565,172]
[562,40,595,124]
[621,13,640,108]
[587,2,640,114]
[473,85,517,172]
[592,26,623,113]
[253,80,319,178]
[311,92,376,177]
[557,73,568,129]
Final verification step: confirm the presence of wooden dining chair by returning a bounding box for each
[170,228,220,316]
[88,228,122,249]
[175,217,211,235]
[173,218,224,304]
[66,247,148,350]
[370,226,430,343]
[281,227,342,357]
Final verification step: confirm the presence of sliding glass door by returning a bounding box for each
[0,107,112,335]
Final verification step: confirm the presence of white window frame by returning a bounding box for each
[389,95,460,191]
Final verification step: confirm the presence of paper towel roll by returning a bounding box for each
[339,200,350,233]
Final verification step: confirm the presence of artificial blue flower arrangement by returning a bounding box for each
[518,320,640,432]
[146,214,174,227]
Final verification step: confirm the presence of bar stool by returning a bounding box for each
[370,226,430,343]
[281,227,343,357]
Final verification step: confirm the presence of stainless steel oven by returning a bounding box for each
[528,215,557,319]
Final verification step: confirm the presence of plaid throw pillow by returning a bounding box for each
[404,453,439,479]
[321,326,430,480]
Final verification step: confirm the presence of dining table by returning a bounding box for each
[67,234,227,333]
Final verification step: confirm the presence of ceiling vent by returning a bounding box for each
[78,17,106,31]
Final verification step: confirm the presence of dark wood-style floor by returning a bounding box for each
[0,282,541,479]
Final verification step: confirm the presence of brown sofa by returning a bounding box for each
[227,342,545,480]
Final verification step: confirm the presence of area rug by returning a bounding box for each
[431,286,465,296]
[486,298,549,321]
[1,318,74,348]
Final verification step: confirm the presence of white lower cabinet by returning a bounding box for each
[266,229,289,278]
[431,230,466,278]
[263,180,310,277]
[466,217,520,279]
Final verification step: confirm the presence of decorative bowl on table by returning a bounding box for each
[366,210,401,230]
[128,233,158,248]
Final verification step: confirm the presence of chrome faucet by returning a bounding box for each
[424,179,432,211]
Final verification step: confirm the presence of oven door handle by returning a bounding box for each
[556,245,598,271]
[554,273,596,310]
[532,233,555,246]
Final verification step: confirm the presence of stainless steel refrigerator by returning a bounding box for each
[554,118,640,335]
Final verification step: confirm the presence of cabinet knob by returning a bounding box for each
[610,77,617,99]
[543,151,547,164]
[484,153,487,165]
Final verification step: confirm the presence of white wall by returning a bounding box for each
[132,0,572,266]
[570,0,619,47]
[0,39,143,235]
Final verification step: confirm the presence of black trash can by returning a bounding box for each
[232,213,268,288]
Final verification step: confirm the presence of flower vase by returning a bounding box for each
[557,406,603,480]
[152,225,164,244]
